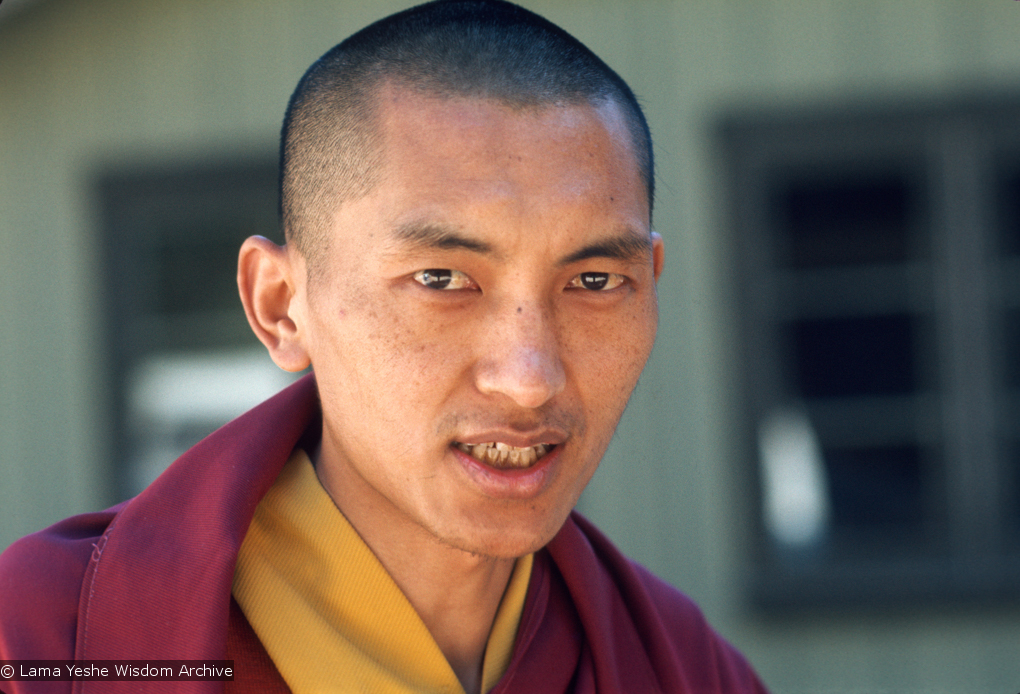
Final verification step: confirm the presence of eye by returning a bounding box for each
[567,272,626,291]
[413,268,477,290]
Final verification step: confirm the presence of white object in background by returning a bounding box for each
[125,348,299,496]
[758,408,831,547]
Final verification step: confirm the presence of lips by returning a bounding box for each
[454,441,554,469]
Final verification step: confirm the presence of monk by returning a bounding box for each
[0,2,770,692]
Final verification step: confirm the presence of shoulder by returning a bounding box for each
[0,507,120,659]
[556,511,708,625]
[553,512,769,693]
[624,559,767,690]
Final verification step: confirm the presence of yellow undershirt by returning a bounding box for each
[232,449,533,694]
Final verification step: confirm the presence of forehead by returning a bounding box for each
[365,84,649,233]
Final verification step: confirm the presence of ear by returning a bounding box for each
[651,231,665,282]
[237,236,311,372]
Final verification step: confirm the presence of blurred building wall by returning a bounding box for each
[2,1,1019,692]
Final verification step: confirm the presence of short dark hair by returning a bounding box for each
[280,0,654,265]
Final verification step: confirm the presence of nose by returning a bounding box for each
[473,302,566,409]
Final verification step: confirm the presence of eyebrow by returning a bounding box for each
[390,220,651,264]
[392,222,495,255]
[557,230,653,266]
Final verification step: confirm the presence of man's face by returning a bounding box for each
[297,84,663,559]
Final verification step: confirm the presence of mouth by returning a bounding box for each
[453,441,554,469]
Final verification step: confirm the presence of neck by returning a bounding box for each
[314,444,516,694]
[381,540,514,694]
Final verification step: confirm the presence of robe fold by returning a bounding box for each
[0,374,768,694]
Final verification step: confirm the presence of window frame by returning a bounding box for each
[720,96,1020,609]
[98,157,282,501]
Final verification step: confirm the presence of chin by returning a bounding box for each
[437,509,569,559]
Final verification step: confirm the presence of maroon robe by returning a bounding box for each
[0,375,768,694]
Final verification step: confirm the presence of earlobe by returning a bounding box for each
[237,236,312,372]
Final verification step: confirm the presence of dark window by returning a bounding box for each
[99,159,297,501]
[1005,309,1020,389]
[721,98,1020,608]
[788,314,917,398]
[825,444,924,530]
[777,176,913,268]
[998,167,1020,256]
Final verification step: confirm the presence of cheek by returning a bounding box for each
[312,292,472,410]
[564,302,656,396]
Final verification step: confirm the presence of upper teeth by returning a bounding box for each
[455,441,552,468]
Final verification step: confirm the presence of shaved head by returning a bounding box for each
[279,0,654,271]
